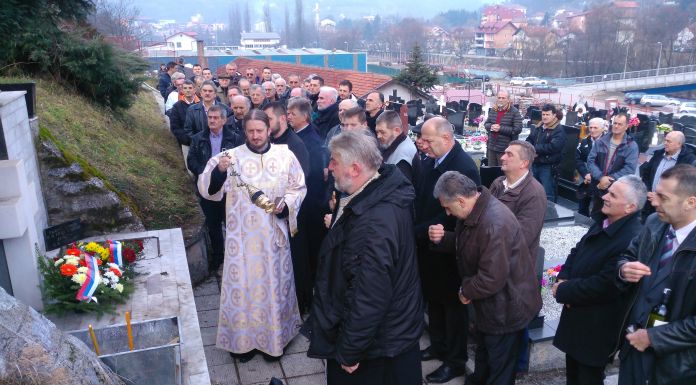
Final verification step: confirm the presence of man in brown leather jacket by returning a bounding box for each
[429,171,542,385]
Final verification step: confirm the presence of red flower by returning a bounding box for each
[79,259,87,267]
[109,267,122,277]
[123,248,136,264]
[66,248,81,256]
[60,264,78,276]
[135,240,144,252]
[554,265,563,272]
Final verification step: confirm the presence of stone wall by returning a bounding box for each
[0,91,48,310]
[37,140,144,236]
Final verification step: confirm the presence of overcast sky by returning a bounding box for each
[137,0,492,23]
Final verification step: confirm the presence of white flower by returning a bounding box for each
[77,266,88,274]
[54,258,64,266]
[103,271,119,284]
[71,273,87,285]
[64,256,80,266]
[113,283,124,293]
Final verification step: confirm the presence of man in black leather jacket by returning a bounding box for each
[308,130,424,385]
[617,164,696,385]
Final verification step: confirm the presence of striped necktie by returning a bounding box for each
[658,227,676,270]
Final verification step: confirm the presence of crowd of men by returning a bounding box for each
[158,60,696,385]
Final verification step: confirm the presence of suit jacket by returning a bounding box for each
[553,212,642,367]
[414,141,480,303]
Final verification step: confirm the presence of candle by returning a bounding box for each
[88,324,100,355]
[125,311,134,351]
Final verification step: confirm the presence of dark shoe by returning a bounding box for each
[420,347,437,361]
[231,350,256,363]
[426,364,466,383]
[261,352,281,362]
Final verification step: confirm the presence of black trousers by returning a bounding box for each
[427,300,469,370]
[199,197,225,271]
[326,344,422,385]
[566,355,605,385]
[470,329,523,385]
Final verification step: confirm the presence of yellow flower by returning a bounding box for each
[71,273,87,285]
[114,283,124,293]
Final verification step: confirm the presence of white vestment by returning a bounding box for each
[198,143,306,356]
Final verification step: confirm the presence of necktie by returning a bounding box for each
[658,227,676,270]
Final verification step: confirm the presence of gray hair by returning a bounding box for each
[319,86,338,103]
[231,95,251,109]
[616,175,647,210]
[171,72,186,81]
[588,117,607,130]
[287,97,313,122]
[272,73,282,81]
[508,140,536,164]
[339,99,358,109]
[376,110,403,131]
[433,171,478,201]
[290,87,307,98]
[201,80,217,90]
[274,78,287,86]
[249,84,262,93]
[329,130,382,172]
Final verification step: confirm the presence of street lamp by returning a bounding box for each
[623,44,630,79]
[657,41,663,74]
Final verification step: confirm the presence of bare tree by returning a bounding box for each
[264,2,273,32]
[295,0,304,47]
[228,7,242,44]
[284,4,291,46]
[244,2,250,32]
[89,0,141,38]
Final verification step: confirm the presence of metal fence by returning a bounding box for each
[552,64,696,85]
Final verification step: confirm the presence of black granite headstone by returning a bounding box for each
[44,219,84,251]
[447,111,466,135]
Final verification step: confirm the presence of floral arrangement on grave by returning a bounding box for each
[38,240,144,315]
[657,123,673,134]
[628,116,640,128]
[541,264,563,291]
[470,134,488,149]
[472,115,484,126]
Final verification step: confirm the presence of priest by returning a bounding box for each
[197,109,307,362]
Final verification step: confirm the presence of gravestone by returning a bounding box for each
[564,110,578,126]
[556,125,581,201]
[633,114,655,153]
[459,100,469,112]
[447,111,466,135]
[44,219,83,251]
[658,112,673,125]
[468,103,483,126]
[446,101,460,112]
[479,166,503,189]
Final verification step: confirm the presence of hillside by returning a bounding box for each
[4,77,203,239]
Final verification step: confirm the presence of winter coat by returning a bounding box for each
[186,127,243,178]
[526,121,567,166]
[484,105,523,153]
[308,165,424,366]
[434,187,542,334]
[183,102,231,140]
[587,133,639,182]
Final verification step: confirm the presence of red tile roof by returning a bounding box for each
[477,21,517,34]
[224,58,393,98]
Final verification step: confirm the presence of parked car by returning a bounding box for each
[522,77,548,86]
[640,94,673,107]
[510,77,524,86]
[668,98,682,106]
[680,102,696,113]
[532,84,558,93]
[624,92,646,104]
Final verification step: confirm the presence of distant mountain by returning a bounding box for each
[137,0,491,24]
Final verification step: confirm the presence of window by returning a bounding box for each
[176,42,182,48]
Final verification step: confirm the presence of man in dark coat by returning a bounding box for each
[616,164,696,385]
[483,91,522,167]
[313,86,341,140]
[552,175,645,385]
[264,102,313,313]
[169,80,199,146]
[288,97,327,296]
[184,81,232,141]
[158,61,177,99]
[308,131,424,385]
[415,117,480,383]
[526,104,566,202]
[639,131,696,220]
[429,172,541,385]
[365,91,384,134]
[186,106,244,273]
[575,118,606,217]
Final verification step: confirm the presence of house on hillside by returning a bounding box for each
[475,21,518,56]
[140,31,198,57]
[481,5,527,28]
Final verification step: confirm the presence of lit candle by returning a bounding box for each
[125,311,134,351]
[88,324,100,355]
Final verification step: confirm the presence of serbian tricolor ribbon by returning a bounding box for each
[76,253,101,303]
[108,240,123,267]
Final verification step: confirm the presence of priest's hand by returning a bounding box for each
[429,224,445,244]
[626,329,651,352]
[272,201,286,215]
[218,154,231,172]
[341,363,359,374]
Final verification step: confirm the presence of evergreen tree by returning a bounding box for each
[394,45,438,92]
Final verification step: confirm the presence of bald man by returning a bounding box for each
[640,130,696,219]
[484,90,523,167]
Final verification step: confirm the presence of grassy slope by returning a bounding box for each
[5,76,202,236]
